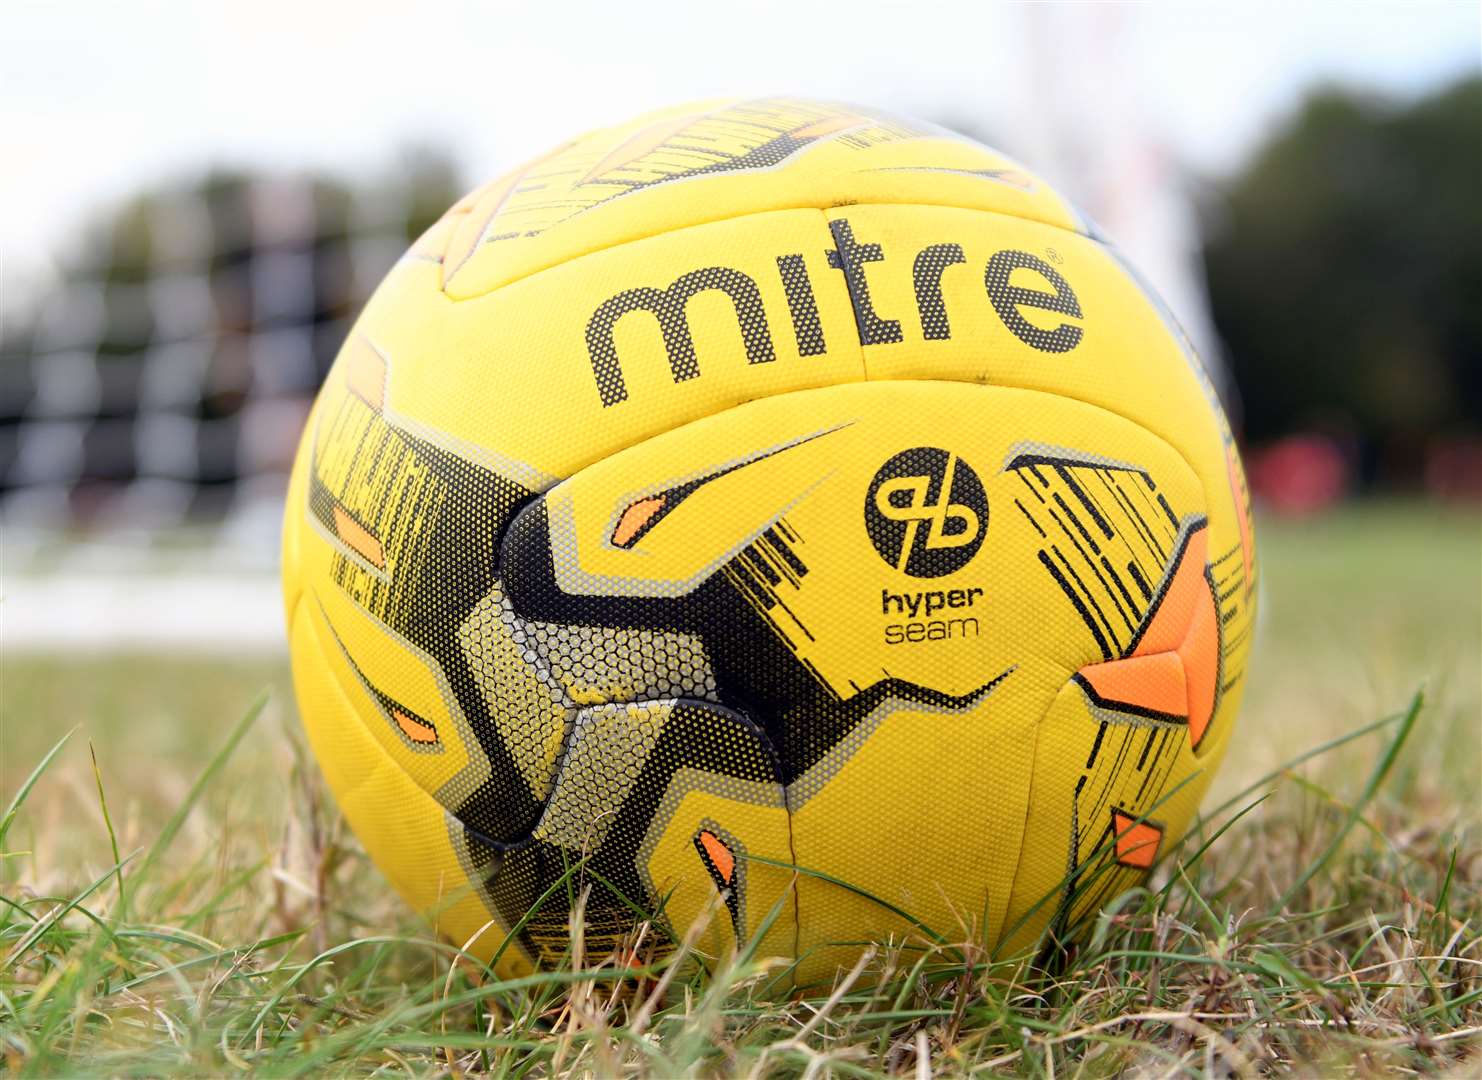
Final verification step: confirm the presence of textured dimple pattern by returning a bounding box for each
[456,584,572,802]
[532,701,673,851]
[520,619,717,705]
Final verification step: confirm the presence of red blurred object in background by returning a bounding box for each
[1247,433,1352,514]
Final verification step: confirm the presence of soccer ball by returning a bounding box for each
[281,98,1257,983]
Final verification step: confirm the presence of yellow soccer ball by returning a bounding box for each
[281,97,1257,984]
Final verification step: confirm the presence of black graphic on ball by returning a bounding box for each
[865,447,988,578]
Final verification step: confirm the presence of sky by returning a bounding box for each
[3,0,1479,300]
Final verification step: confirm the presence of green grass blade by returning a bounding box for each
[88,741,126,916]
[741,852,950,948]
[138,690,268,884]
[4,853,135,965]
[1276,690,1423,910]
[484,853,592,976]
[1190,700,1417,831]
[241,934,409,1040]
[0,726,76,849]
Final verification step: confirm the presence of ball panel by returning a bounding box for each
[310,580,490,808]
[286,592,534,980]
[787,678,1030,983]
[366,206,865,480]
[639,779,796,970]
[435,97,1084,299]
[998,519,1250,959]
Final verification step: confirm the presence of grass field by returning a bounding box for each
[3,501,1478,1076]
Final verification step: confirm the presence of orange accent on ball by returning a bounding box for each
[698,829,736,884]
[1075,522,1220,749]
[393,709,438,744]
[1078,652,1187,718]
[611,495,667,547]
[332,505,386,569]
[1111,808,1162,870]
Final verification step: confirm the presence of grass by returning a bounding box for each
[2,499,1478,1076]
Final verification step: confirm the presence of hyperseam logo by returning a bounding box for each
[865,447,988,577]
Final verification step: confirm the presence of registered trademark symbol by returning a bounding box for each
[1045,247,1063,264]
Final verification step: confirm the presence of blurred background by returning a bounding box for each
[2,2,1478,824]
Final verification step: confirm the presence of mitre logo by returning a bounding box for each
[585,217,1084,407]
[865,447,988,577]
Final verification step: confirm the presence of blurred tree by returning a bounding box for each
[1202,76,1481,484]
